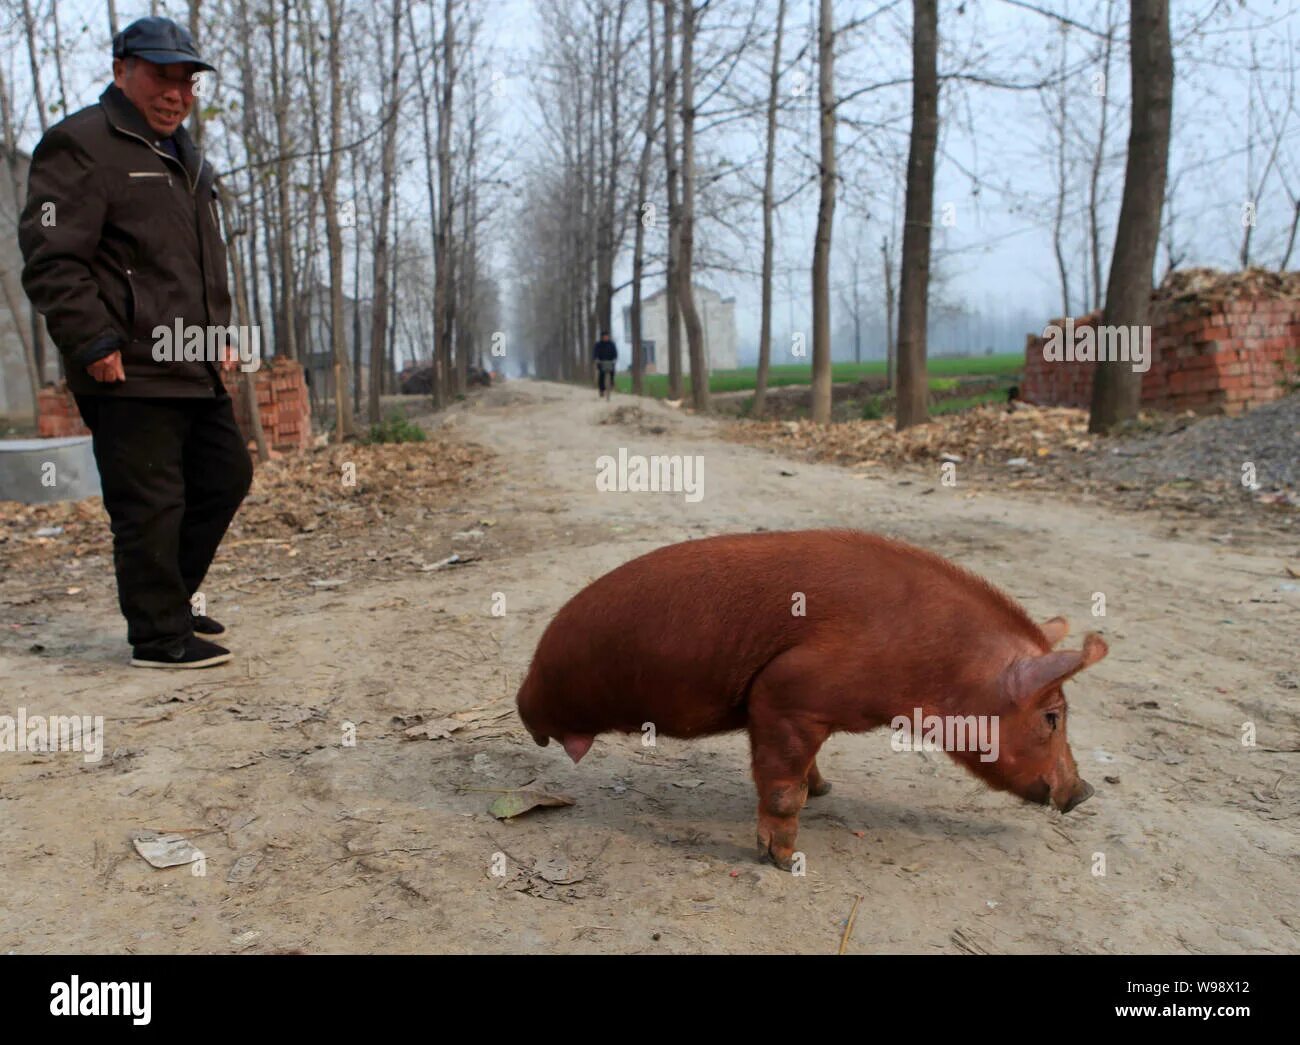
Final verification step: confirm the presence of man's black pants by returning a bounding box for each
[75,394,254,655]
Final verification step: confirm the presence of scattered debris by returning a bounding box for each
[131,833,200,869]
[419,553,479,571]
[227,852,264,883]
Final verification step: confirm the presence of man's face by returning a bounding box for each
[113,57,197,137]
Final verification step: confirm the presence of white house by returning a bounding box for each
[622,284,738,373]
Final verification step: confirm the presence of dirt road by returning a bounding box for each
[2,381,1297,953]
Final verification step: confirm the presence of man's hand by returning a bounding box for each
[86,350,126,383]
[220,342,240,374]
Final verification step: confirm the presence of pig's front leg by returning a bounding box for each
[748,709,829,871]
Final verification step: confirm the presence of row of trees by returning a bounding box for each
[515,0,1181,433]
[3,1,1291,437]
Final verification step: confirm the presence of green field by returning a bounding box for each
[614,353,1023,398]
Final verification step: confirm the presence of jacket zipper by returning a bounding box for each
[129,171,173,186]
[106,117,197,194]
[124,267,138,335]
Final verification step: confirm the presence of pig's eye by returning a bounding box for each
[1044,711,1060,732]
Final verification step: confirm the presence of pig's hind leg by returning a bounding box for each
[807,758,832,797]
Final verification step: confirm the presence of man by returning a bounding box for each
[19,17,253,669]
[593,331,618,400]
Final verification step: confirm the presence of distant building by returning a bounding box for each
[300,282,374,405]
[622,284,738,373]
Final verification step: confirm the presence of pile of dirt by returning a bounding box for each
[596,404,674,434]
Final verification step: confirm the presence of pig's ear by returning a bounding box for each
[1003,633,1108,707]
[1039,617,1070,646]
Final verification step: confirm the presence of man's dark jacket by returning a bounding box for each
[19,84,231,397]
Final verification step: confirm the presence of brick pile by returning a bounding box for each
[34,357,313,452]
[1022,268,1300,415]
[226,357,313,452]
[36,384,90,438]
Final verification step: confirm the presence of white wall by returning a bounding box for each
[622,285,737,373]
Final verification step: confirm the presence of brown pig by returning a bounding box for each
[515,529,1107,870]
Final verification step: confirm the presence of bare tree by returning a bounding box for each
[217,191,271,463]
[368,0,404,424]
[751,0,787,420]
[809,0,836,424]
[676,0,710,411]
[268,0,299,361]
[662,0,683,400]
[629,0,659,398]
[1089,0,1173,434]
[881,233,896,390]
[1087,0,1118,310]
[896,0,939,431]
[321,0,355,439]
[433,0,457,407]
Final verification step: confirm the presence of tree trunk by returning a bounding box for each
[322,0,354,440]
[810,0,836,424]
[21,0,50,382]
[408,0,442,403]
[1088,0,1172,434]
[270,0,298,361]
[895,0,938,431]
[662,0,682,400]
[1050,25,1071,318]
[369,0,403,425]
[218,191,270,463]
[629,0,659,397]
[1088,4,1116,311]
[882,235,896,391]
[433,0,456,408]
[753,0,786,420]
[677,0,709,412]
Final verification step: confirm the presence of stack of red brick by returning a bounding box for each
[36,385,90,438]
[35,357,313,451]
[1022,269,1299,415]
[226,357,313,452]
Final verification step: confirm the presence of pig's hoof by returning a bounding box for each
[808,780,832,797]
[756,834,795,872]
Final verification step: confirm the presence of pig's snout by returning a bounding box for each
[1057,778,1095,813]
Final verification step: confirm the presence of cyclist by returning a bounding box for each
[593,330,618,400]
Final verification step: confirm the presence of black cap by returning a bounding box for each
[112,16,215,72]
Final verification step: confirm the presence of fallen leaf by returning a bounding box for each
[489,789,575,820]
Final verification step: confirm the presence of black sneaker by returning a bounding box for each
[192,614,228,639]
[131,635,233,669]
